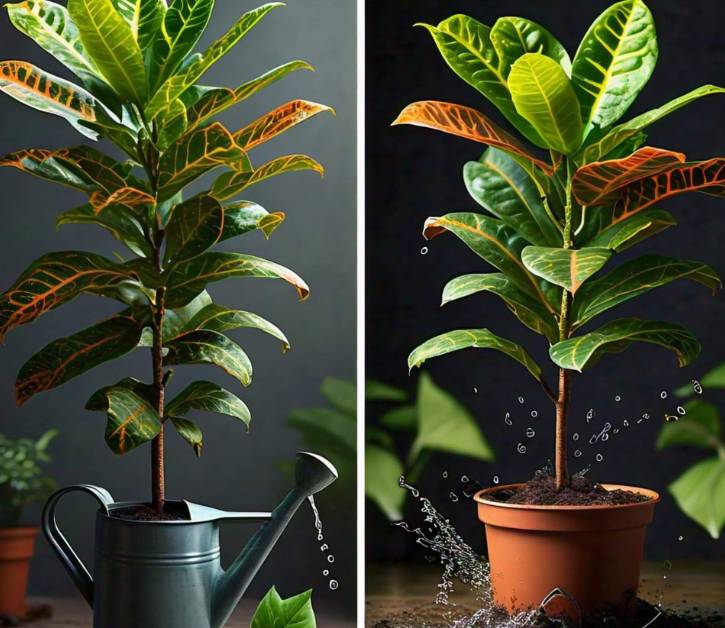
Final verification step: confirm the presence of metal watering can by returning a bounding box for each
[42,452,338,628]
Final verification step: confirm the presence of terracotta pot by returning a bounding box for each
[0,527,38,616]
[474,483,659,621]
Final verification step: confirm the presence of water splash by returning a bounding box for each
[307,496,338,592]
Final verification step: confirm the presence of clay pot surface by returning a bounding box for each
[474,483,659,619]
[0,526,38,616]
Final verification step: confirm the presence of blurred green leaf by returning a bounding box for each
[657,400,721,451]
[365,380,407,402]
[669,457,725,539]
[365,445,406,521]
[380,405,417,432]
[320,377,356,415]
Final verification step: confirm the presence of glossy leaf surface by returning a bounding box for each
[250,587,316,628]
[164,195,223,264]
[580,208,675,251]
[170,416,203,456]
[167,380,250,428]
[104,387,161,454]
[522,245,612,293]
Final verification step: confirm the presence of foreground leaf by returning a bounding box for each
[104,388,161,454]
[409,329,543,384]
[250,586,316,628]
[582,208,676,251]
[550,318,700,371]
[491,16,571,76]
[572,256,721,328]
[0,148,96,191]
[165,330,252,386]
[0,252,133,340]
[365,445,405,522]
[657,400,721,451]
[216,201,281,241]
[669,458,725,539]
[15,310,145,406]
[508,53,582,154]
[410,372,494,463]
[165,195,223,264]
[68,0,147,103]
[167,380,250,428]
[442,273,558,342]
[0,61,101,139]
[86,376,155,410]
[522,246,612,293]
[115,0,166,49]
[393,101,552,174]
[164,252,309,308]
[573,147,686,207]
[170,416,203,456]
[571,0,658,137]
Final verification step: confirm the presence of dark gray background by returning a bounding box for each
[0,0,356,620]
[366,0,725,565]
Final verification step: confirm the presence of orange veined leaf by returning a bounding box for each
[573,147,687,207]
[90,187,157,214]
[234,100,335,151]
[613,158,725,224]
[392,101,553,175]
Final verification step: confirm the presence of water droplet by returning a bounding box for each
[642,413,650,420]
[615,395,622,402]
[601,433,609,442]
[492,475,499,485]
[504,412,513,426]
[613,428,619,434]
[327,555,335,563]
[677,406,686,416]
[665,414,678,422]
[473,387,478,393]
[525,427,535,438]
[320,544,328,552]
[323,569,329,576]
[442,471,448,479]
[623,419,630,427]
[449,492,459,503]
[660,391,668,399]
[693,380,703,395]
[678,536,684,542]
[596,453,604,462]
[460,475,469,483]
[573,432,580,441]
[574,449,582,458]
[516,442,527,454]
[586,408,594,422]
[530,410,538,418]
[517,396,525,404]
[420,246,429,255]
[317,532,323,541]
[329,579,339,590]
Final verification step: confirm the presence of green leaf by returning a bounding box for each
[365,381,407,402]
[68,0,147,103]
[183,303,289,351]
[115,0,166,49]
[411,372,493,462]
[702,363,725,390]
[320,378,356,415]
[417,14,543,146]
[572,256,721,329]
[85,376,155,411]
[6,1,104,87]
[580,85,725,164]
[522,245,612,293]
[491,16,571,76]
[550,318,700,372]
[155,290,212,342]
[423,213,558,312]
[0,61,103,139]
[0,251,134,341]
[167,380,250,429]
[165,195,223,264]
[148,0,213,90]
[215,201,273,241]
[104,388,161,454]
[170,416,203,456]
[508,53,583,154]
[365,444,406,522]
[15,310,145,406]
[657,400,721,451]
[288,408,356,455]
[211,154,324,201]
[669,457,725,539]
[57,203,152,258]
[442,273,558,342]
[380,405,417,432]
[464,148,561,247]
[571,0,658,137]
[146,3,283,118]
[0,148,96,192]
[164,330,252,386]
[164,251,309,308]
[409,329,543,384]
[251,586,316,628]
[157,123,250,202]
[582,209,676,251]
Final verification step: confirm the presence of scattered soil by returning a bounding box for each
[110,504,187,521]
[491,470,651,506]
[0,604,52,626]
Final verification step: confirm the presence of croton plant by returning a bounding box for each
[0,0,332,511]
[397,0,725,489]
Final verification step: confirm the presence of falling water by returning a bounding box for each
[307,496,338,592]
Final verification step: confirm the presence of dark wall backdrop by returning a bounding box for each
[366,0,725,565]
[0,0,356,619]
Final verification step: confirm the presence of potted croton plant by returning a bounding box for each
[0,1,336,627]
[0,430,56,618]
[395,0,724,620]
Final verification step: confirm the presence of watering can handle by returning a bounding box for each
[42,484,114,608]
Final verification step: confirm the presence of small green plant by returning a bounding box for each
[0,430,57,526]
[250,586,316,628]
[0,1,332,513]
[395,1,724,489]
[657,364,725,539]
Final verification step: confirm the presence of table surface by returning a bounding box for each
[366,561,725,627]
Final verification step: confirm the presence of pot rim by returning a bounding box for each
[474,482,660,511]
[99,500,195,525]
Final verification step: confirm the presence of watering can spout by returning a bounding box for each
[211,452,337,628]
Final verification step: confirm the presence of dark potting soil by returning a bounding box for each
[492,470,651,506]
[110,504,187,521]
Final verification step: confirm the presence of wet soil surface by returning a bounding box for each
[492,470,651,506]
[110,504,187,521]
